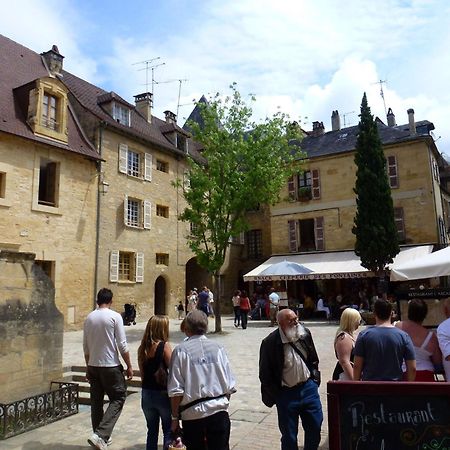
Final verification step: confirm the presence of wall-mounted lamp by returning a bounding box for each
[99,180,109,195]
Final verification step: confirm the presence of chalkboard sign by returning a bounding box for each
[328,381,450,450]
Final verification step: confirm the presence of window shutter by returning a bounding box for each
[311,169,321,199]
[387,156,398,188]
[314,217,324,251]
[144,153,152,181]
[288,175,296,201]
[394,207,405,242]
[119,144,128,174]
[124,195,129,226]
[109,251,119,282]
[143,200,151,229]
[288,220,298,253]
[135,252,144,282]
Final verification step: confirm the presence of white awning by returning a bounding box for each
[243,245,433,281]
[390,245,450,281]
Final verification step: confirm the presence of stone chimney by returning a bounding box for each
[387,108,396,127]
[311,121,325,137]
[134,92,153,123]
[331,110,341,131]
[407,108,416,135]
[164,110,177,124]
[41,45,64,76]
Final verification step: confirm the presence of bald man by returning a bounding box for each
[259,309,322,450]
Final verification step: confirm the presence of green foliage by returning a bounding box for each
[352,93,399,272]
[179,83,303,275]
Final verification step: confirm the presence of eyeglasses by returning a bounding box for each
[287,316,299,325]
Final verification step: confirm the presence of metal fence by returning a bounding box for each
[0,382,79,439]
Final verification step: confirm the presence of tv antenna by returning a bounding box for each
[132,57,165,94]
[155,78,188,117]
[343,111,355,127]
[373,79,388,117]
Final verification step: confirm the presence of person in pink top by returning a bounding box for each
[395,298,442,381]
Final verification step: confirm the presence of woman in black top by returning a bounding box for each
[138,315,172,450]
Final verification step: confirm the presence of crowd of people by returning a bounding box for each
[83,287,450,450]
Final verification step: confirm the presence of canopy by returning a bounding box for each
[259,261,313,278]
[390,246,450,281]
[243,246,432,281]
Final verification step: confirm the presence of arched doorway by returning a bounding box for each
[154,276,167,315]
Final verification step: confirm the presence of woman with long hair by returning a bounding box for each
[395,299,442,381]
[138,315,172,450]
[332,308,362,380]
[239,290,251,329]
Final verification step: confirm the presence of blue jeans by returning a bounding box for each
[141,389,172,450]
[276,379,323,450]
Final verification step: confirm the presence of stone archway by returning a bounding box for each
[154,276,167,315]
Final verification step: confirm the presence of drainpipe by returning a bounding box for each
[93,122,104,310]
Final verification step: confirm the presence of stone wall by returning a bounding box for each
[0,251,63,403]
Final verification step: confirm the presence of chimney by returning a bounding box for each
[331,110,341,131]
[387,108,396,127]
[134,92,153,123]
[164,110,177,124]
[311,121,325,137]
[407,108,416,135]
[41,45,64,76]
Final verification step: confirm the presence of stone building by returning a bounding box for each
[241,108,450,299]
[0,35,101,329]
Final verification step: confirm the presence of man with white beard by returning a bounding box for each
[259,309,323,450]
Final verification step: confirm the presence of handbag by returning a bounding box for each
[154,341,168,388]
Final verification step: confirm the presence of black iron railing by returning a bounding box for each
[0,382,78,439]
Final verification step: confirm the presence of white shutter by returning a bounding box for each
[119,144,128,174]
[143,200,151,229]
[144,153,152,181]
[124,195,129,226]
[135,252,144,282]
[109,251,119,282]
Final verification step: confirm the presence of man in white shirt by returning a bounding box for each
[269,288,280,326]
[437,298,450,381]
[83,288,133,450]
[316,294,331,319]
[168,310,236,450]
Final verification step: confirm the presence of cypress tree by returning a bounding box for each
[352,93,399,273]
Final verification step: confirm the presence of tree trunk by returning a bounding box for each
[213,272,222,332]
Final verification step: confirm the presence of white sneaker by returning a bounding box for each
[88,433,107,450]
[107,437,112,446]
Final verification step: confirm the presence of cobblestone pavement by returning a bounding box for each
[2,315,340,450]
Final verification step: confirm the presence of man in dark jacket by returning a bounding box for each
[259,308,323,450]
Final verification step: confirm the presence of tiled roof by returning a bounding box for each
[0,34,100,160]
[298,119,435,159]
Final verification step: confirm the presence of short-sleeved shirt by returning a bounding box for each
[354,326,415,381]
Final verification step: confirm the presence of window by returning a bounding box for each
[176,134,187,152]
[288,169,320,201]
[394,207,406,243]
[0,172,5,198]
[42,93,58,130]
[190,222,199,235]
[38,158,59,207]
[247,229,262,259]
[229,232,245,245]
[113,103,130,126]
[156,204,169,218]
[110,251,144,282]
[156,253,169,265]
[124,196,151,229]
[387,156,399,188]
[34,260,55,283]
[118,144,152,181]
[156,160,169,173]
[288,217,324,252]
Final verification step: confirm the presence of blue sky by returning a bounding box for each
[2,0,450,155]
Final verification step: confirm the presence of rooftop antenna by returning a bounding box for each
[156,78,188,116]
[132,57,165,94]
[343,111,355,127]
[373,79,388,118]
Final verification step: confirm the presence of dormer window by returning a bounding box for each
[42,93,58,130]
[113,102,130,126]
[176,134,187,152]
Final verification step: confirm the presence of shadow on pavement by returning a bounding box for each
[21,443,87,449]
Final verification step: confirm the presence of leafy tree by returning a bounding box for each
[352,93,399,273]
[180,84,303,332]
